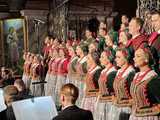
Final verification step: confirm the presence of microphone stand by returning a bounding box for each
[31,81,47,103]
[34,20,42,54]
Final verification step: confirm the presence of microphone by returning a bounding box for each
[33,18,45,24]
[32,81,47,85]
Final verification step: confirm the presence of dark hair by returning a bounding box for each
[14,79,26,91]
[150,10,160,16]
[79,44,89,56]
[100,27,107,33]
[122,14,128,19]
[3,69,13,78]
[90,51,100,65]
[60,83,79,104]
[139,45,155,68]
[103,48,115,63]
[116,47,134,64]
[54,38,62,44]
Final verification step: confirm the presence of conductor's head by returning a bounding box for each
[3,85,19,107]
[60,83,79,108]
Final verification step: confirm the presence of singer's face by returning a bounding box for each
[115,51,127,67]
[76,46,82,56]
[68,47,74,56]
[100,52,109,65]
[119,31,127,45]
[152,14,160,32]
[89,43,96,53]
[134,48,148,67]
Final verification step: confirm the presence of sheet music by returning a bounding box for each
[0,88,7,112]
[12,96,58,120]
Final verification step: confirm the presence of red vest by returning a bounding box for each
[126,34,147,50]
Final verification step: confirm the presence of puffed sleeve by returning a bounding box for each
[93,68,102,89]
[71,58,78,72]
[106,71,117,94]
[126,71,135,88]
[147,76,160,104]
[82,62,88,74]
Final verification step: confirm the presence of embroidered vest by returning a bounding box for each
[76,56,87,79]
[57,58,69,75]
[98,66,116,95]
[51,58,61,75]
[67,56,78,76]
[86,66,101,91]
[130,70,159,116]
[113,66,135,105]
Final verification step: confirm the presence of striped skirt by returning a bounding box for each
[30,78,43,97]
[94,96,112,120]
[22,74,31,89]
[81,96,97,114]
[49,74,57,99]
[45,74,57,101]
[44,73,50,96]
[22,73,25,82]
[66,74,77,85]
[109,104,131,120]
[55,75,66,106]
[76,80,85,107]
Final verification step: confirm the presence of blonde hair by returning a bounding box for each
[3,85,19,106]
[60,83,79,104]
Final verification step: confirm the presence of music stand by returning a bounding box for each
[12,96,58,120]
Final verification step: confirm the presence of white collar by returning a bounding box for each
[90,66,101,74]
[132,33,140,39]
[158,29,160,34]
[71,56,78,61]
[79,56,87,64]
[62,104,74,110]
[118,65,134,78]
[135,70,157,83]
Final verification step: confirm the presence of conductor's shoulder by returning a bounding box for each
[79,108,94,120]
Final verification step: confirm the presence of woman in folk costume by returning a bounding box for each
[42,36,52,58]
[104,32,117,61]
[45,48,56,96]
[94,48,117,120]
[66,45,79,84]
[81,51,102,113]
[55,46,70,106]
[88,41,98,53]
[118,29,131,49]
[23,52,32,92]
[110,48,135,120]
[27,53,35,92]
[30,54,43,96]
[129,47,160,120]
[50,48,61,100]
[75,43,88,106]
[105,31,118,51]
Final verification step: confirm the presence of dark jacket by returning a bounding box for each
[53,105,93,120]
[0,106,16,120]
